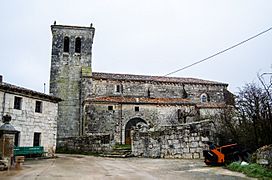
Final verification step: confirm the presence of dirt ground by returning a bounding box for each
[0,154,253,180]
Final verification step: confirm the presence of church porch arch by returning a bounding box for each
[124,118,147,145]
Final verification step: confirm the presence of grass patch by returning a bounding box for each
[227,162,272,179]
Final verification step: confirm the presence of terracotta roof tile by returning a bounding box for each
[0,82,61,103]
[92,72,228,86]
[86,96,195,105]
[196,102,227,108]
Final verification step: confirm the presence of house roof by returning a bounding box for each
[92,72,228,86]
[0,82,61,103]
[85,96,195,105]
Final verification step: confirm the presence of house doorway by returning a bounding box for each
[125,118,147,145]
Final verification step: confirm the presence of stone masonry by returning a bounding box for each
[131,120,214,159]
[50,24,94,138]
[57,134,112,153]
[83,74,229,144]
[48,23,233,149]
[0,80,60,154]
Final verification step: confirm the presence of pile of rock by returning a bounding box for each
[0,159,8,171]
[256,144,272,169]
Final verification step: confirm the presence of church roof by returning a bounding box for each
[92,72,228,86]
[86,96,194,105]
[196,102,227,108]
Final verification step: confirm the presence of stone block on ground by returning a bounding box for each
[256,144,272,168]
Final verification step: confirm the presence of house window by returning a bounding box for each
[75,37,81,53]
[108,106,113,111]
[63,36,69,52]
[35,101,42,113]
[14,132,20,147]
[200,93,209,103]
[14,96,22,110]
[135,106,139,112]
[147,88,150,97]
[33,132,41,146]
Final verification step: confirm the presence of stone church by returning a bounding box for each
[50,23,232,145]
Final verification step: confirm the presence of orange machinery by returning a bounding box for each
[203,142,249,165]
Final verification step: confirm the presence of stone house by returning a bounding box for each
[0,75,61,154]
[49,23,233,146]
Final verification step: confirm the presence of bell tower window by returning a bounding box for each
[63,36,69,52]
[75,37,81,53]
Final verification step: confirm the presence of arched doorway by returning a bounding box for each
[125,118,147,145]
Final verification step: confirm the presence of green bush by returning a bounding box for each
[227,162,272,179]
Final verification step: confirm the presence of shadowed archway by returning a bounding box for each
[125,118,147,145]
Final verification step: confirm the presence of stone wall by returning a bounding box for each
[0,91,58,154]
[57,134,112,153]
[92,79,227,104]
[85,79,227,144]
[49,25,95,138]
[84,103,197,144]
[131,120,214,159]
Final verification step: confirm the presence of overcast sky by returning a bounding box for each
[0,0,271,94]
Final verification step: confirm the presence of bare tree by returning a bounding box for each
[216,75,272,151]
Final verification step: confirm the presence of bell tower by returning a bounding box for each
[49,23,95,138]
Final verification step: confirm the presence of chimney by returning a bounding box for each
[0,75,2,83]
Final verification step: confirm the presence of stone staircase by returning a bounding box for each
[100,145,133,158]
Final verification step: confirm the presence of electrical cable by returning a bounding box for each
[164,26,272,76]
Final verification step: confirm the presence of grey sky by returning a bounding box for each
[0,0,271,94]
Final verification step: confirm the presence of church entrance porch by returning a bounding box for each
[125,118,147,145]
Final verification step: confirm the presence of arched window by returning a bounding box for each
[200,93,209,103]
[75,37,81,53]
[63,36,69,52]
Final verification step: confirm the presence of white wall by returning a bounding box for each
[0,91,58,153]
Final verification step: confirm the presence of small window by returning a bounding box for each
[35,101,42,113]
[75,37,81,53]
[200,93,209,103]
[182,85,188,98]
[147,88,150,97]
[178,109,186,123]
[178,109,182,121]
[14,132,20,147]
[14,96,22,110]
[116,85,120,93]
[64,36,69,52]
[33,132,41,146]
[135,106,139,112]
[108,106,113,111]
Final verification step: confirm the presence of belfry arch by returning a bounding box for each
[125,118,147,145]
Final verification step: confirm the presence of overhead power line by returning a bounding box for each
[164,26,272,76]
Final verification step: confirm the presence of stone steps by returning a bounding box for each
[100,148,133,158]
